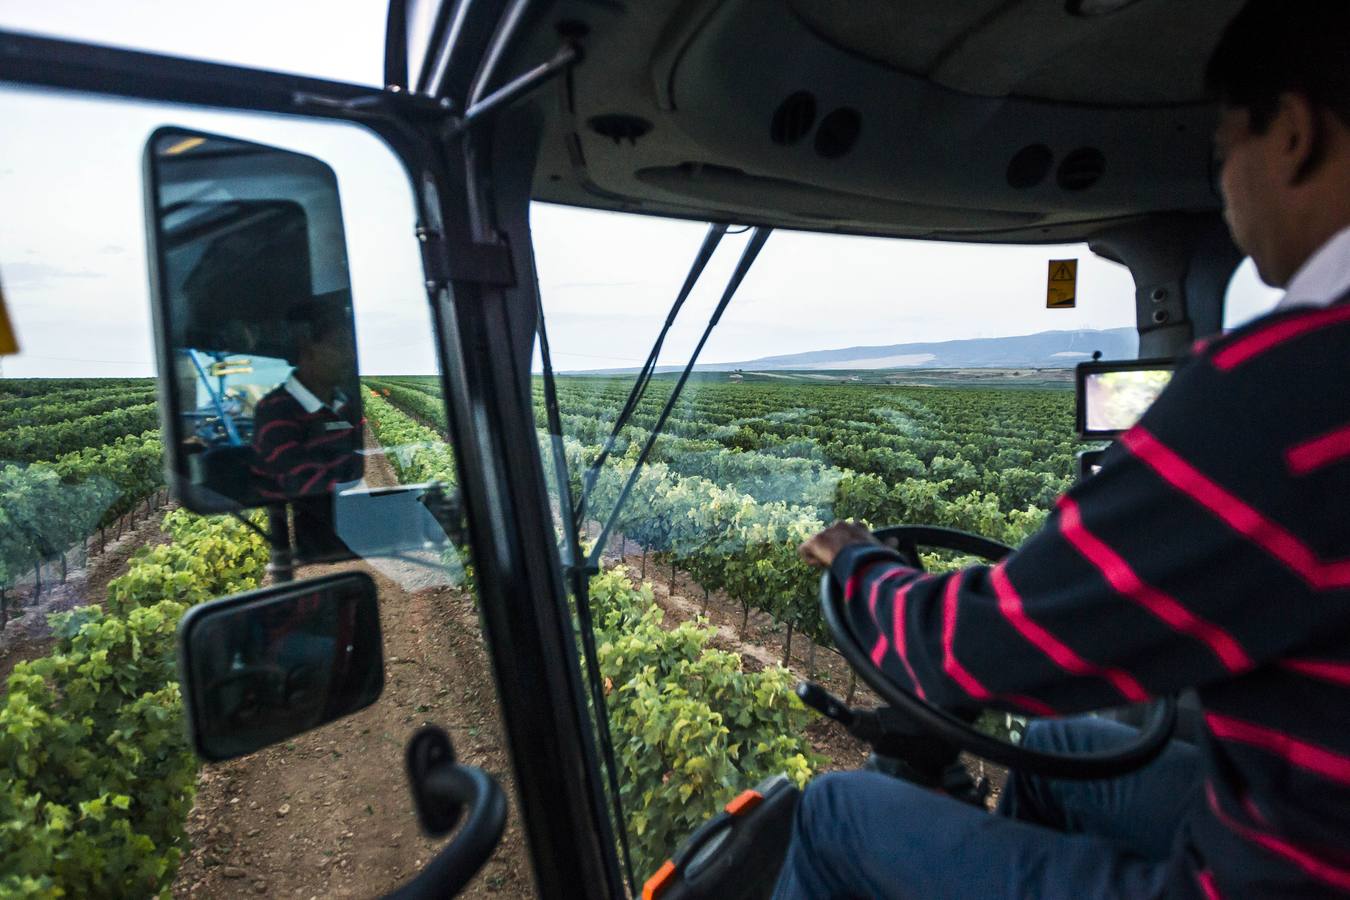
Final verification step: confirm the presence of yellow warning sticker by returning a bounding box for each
[0,271,19,355]
[1047,259,1078,309]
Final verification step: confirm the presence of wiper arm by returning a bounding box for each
[534,270,639,892]
[574,222,728,525]
[587,227,772,570]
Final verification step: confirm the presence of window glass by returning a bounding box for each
[531,204,1138,877]
[0,87,533,897]
[1223,257,1284,330]
[0,0,387,86]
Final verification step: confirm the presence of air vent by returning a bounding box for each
[1007,144,1054,189]
[814,107,861,160]
[770,91,817,146]
[588,114,653,145]
[1057,147,1106,191]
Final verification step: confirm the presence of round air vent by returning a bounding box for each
[770,91,817,146]
[588,114,653,145]
[814,107,862,160]
[1057,147,1106,191]
[1006,144,1054,189]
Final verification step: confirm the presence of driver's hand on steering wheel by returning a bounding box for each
[799,520,883,568]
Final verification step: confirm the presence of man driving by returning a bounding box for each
[251,299,364,501]
[777,3,1350,897]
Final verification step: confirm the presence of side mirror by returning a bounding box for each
[177,572,384,761]
[144,128,363,515]
[1074,358,1176,439]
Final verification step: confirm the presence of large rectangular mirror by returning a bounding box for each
[177,572,384,762]
[145,128,364,514]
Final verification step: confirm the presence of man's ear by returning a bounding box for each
[1277,92,1326,185]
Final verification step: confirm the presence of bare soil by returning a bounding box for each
[0,495,176,685]
[171,564,533,899]
[173,443,534,899]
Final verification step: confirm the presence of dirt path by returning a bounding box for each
[0,495,176,685]
[173,444,534,899]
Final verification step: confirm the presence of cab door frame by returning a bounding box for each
[0,6,625,896]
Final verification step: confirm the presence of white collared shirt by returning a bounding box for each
[1276,225,1350,311]
[283,373,348,415]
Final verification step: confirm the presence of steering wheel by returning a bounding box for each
[822,525,1177,780]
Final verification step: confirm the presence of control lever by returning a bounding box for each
[795,682,989,807]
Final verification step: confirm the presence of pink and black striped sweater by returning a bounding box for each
[833,297,1350,898]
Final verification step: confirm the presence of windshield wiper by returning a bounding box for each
[535,268,638,892]
[586,227,771,570]
[573,223,728,526]
[533,225,770,894]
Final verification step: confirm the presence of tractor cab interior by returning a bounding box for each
[0,1,1290,898]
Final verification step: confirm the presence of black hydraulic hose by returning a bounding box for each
[384,765,507,900]
[588,227,772,570]
[575,223,729,525]
[535,289,638,892]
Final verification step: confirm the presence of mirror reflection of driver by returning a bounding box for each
[778,4,1350,899]
[251,301,364,500]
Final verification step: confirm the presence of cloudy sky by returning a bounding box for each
[0,2,1281,378]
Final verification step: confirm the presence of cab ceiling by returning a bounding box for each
[518,0,1246,243]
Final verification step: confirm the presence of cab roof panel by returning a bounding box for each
[522,0,1245,243]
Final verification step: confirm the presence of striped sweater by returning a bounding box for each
[250,384,363,500]
[833,297,1350,898]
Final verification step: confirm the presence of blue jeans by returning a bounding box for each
[772,717,1202,900]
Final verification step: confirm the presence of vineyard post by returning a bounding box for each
[807,640,816,681]
[32,559,40,603]
[265,506,294,583]
[782,621,793,667]
[845,668,858,705]
[1,587,6,628]
[60,552,66,584]
[669,556,676,592]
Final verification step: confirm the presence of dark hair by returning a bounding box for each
[1205,1,1350,133]
[286,299,350,349]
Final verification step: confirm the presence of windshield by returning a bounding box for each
[528,204,1155,876]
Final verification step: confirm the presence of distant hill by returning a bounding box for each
[569,328,1138,374]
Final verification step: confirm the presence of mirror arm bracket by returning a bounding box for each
[416,226,515,289]
[292,87,454,122]
[451,41,582,137]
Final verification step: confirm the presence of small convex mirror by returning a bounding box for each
[177,572,384,762]
[145,129,363,514]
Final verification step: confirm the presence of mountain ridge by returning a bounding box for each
[567,327,1138,374]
